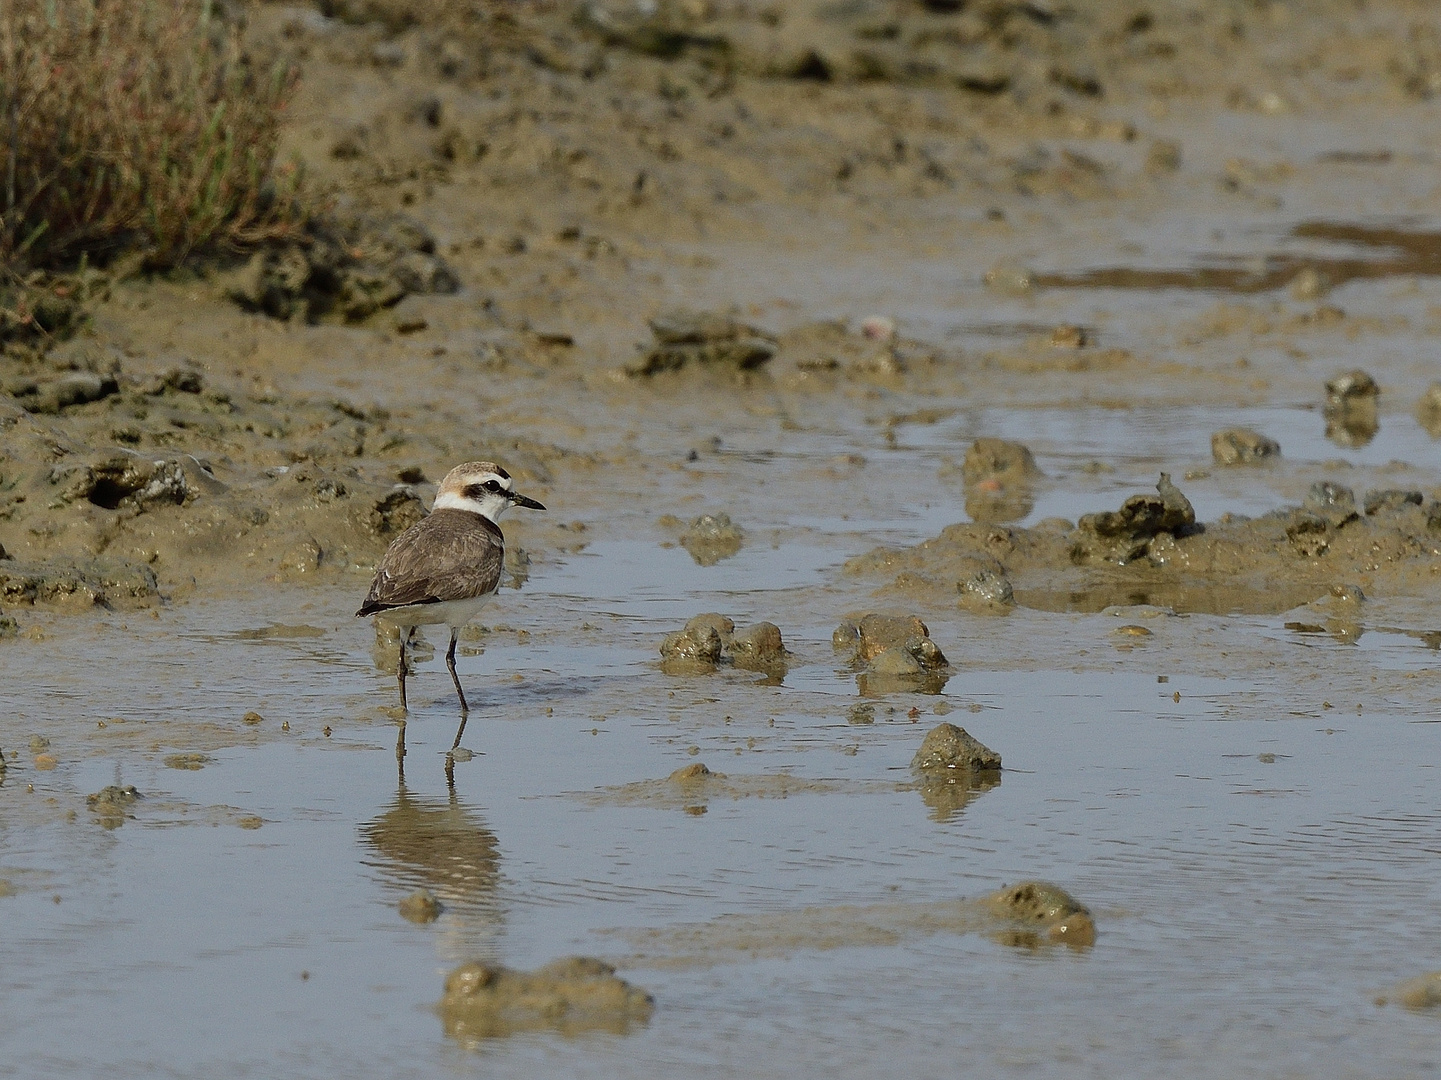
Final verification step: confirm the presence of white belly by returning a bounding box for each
[374,594,493,630]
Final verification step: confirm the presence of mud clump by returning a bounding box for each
[222,211,458,323]
[628,310,777,377]
[1416,383,1441,437]
[911,722,1002,821]
[986,882,1096,949]
[1378,971,1441,1010]
[86,785,140,829]
[835,612,949,695]
[1324,369,1379,448]
[1074,472,1195,564]
[399,888,444,924]
[439,957,654,1042]
[660,612,787,674]
[960,438,1041,524]
[678,512,743,565]
[1211,428,1280,466]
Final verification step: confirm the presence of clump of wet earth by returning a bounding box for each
[660,613,787,674]
[911,722,1002,822]
[848,474,1441,617]
[439,957,654,1043]
[834,613,951,695]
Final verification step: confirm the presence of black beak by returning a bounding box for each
[510,491,546,511]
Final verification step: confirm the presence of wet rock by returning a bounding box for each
[1364,489,1423,515]
[0,560,158,607]
[1416,382,1441,437]
[953,554,1016,614]
[630,310,777,375]
[960,438,1040,523]
[870,647,923,676]
[729,621,787,670]
[986,881,1096,949]
[1379,971,1441,1010]
[840,613,931,663]
[839,613,950,695]
[678,512,743,565]
[911,722,1002,772]
[1324,369,1379,448]
[1211,428,1280,466]
[0,615,16,637]
[399,888,444,923]
[660,613,787,673]
[86,785,140,829]
[668,762,714,783]
[1303,481,1358,528]
[847,703,875,725]
[660,620,724,671]
[1074,473,1195,563]
[440,957,654,1042]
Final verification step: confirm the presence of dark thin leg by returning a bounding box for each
[395,719,407,782]
[397,626,416,712]
[445,628,469,714]
[450,712,469,752]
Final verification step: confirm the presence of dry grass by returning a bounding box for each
[0,0,307,272]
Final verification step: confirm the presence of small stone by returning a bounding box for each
[730,622,786,669]
[986,881,1096,948]
[1416,383,1441,437]
[847,703,876,725]
[678,514,743,565]
[870,646,923,676]
[400,888,444,923]
[242,711,264,725]
[1049,324,1088,349]
[1326,369,1378,405]
[660,624,723,668]
[668,762,713,781]
[1211,428,1280,466]
[911,722,1001,772]
[1304,481,1358,528]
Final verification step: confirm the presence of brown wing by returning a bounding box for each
[356,509,504,616]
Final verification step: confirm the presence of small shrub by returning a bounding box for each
[0,0,306,272]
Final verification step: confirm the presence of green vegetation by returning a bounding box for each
[0,0,306,273]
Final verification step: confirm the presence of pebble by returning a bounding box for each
[400,889,444,923]
[1211,428,1280,466]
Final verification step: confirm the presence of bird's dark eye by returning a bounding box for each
[483,479,503,493]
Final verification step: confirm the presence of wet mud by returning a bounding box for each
[6,0,1441,1075]
[439,957,654,1042]
[611,880,1093,969]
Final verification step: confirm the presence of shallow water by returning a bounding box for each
[4,502,1441,1078]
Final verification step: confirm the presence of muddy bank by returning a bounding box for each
[847,473,1441,616]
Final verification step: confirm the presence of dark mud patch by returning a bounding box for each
[439,957,653,1043]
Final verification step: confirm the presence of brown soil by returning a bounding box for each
[3,0,1440,617]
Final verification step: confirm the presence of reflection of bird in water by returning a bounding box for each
[359,782,504,961]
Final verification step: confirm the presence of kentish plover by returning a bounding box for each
[357,461,545,712]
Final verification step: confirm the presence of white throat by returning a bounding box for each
[434,489,510,522]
